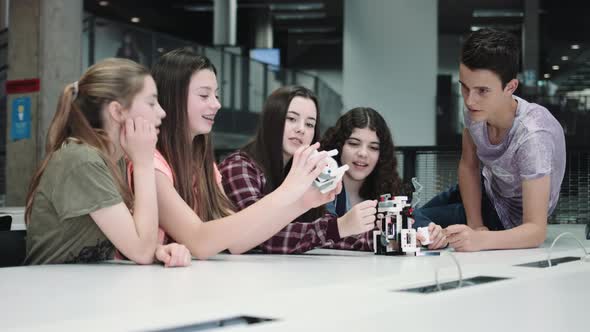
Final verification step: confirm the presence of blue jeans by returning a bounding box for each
[413,183,504,230]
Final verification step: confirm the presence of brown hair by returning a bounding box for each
[151,48,233,221]
[242,85,325,221]
[25,58,150,224]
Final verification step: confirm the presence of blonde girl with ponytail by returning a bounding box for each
[24,58,191,267]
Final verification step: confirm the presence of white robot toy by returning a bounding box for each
[373,194,431,256]
[313,149,349,194]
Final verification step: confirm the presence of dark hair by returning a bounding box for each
[242,85,324,220]
[461,28,520,87]
[321,107,404,200]
[152,47,233,221]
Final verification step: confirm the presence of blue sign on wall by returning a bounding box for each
[10,97,32,141]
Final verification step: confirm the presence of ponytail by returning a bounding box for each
[25,83,78,224]
[26,58,149,224]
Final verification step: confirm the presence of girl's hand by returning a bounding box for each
[279,142,330,205]
[337,200,377,238]
[155,243,192,267]
[300,179,342,210]
[120,117,157,166]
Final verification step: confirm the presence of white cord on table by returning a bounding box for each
[434,251,463,292]
[546,232,589,267]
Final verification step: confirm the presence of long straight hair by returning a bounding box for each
[25,58,147,224]
[242,85,325,221]
[321,107,404,200]
[152,48,233,221]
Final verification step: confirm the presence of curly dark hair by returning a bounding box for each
[320,107,404,200]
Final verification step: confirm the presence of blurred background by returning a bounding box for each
[1,0,588,223]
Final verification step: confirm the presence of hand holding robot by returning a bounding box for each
[312,149,349,194]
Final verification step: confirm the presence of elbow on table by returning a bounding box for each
[227,245,247,255]
[189,244,225,260]
[525,224,547,248]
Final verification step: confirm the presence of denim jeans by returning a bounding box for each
[412,183,504,231]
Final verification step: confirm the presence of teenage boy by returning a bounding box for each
[413,28,565,251]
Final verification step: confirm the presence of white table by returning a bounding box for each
[1,224,589,332]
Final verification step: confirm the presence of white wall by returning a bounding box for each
[0,0,8,30]
[307,69,343,96]
[343,0,437,146]
[438,33,464,131]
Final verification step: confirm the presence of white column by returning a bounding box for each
[6,0,82,204]
[522,0,540,94]
[254,10,273,49]
[213,0,237,45]
[0,0,8,30]
[343,0,437,146]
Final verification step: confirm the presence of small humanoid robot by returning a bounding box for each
[313,149,349,194]
[373,179,431,256]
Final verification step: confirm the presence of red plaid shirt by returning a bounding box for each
[219,151,373,254]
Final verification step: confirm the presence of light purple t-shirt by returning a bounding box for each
[464,95,566,229]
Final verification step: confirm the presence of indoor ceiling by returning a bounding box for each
[85,0,590,93]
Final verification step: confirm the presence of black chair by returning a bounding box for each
[0,215,11,231]
[0,230,26,267]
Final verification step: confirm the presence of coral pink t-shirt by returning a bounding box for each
[147,150,222,187]
[125,150,223,244]
[126,150,222,190]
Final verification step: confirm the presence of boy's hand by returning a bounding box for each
[445,224,483,252]
[417,222,447,249]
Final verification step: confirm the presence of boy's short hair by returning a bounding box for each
[461,28,520,87]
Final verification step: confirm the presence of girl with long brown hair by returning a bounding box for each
[147,48,337,259]
[24,58,191,266]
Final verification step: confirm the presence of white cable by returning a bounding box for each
[434,251,463,292]
[546,232,590,267]
[411,177,423,208]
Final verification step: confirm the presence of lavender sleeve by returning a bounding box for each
[514,132,553,181]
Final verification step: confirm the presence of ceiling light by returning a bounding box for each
[472,9,523,17]
[552,65,560,70]
[270,3,324,11]
[130,17,140,23]
[296,38,342,46]
[288,27,336,33]
[544,73,550,79]
[183,5,213,12]
[274,12,326,20]
[571,44,580,50]
[98,1,109,6]
[469,24,520,32]
[561,56,569,61]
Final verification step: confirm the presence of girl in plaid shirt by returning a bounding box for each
[219,86,379,254]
